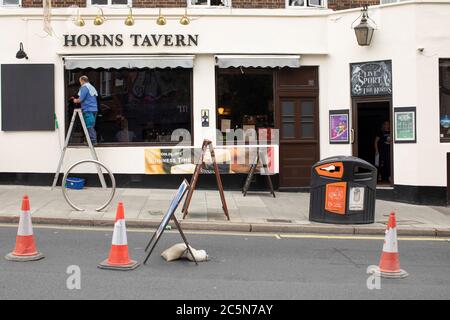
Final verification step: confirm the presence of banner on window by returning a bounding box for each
[144,146,276,175]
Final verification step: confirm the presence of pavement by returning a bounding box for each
[0,226,449,300]
[0,185,449,237]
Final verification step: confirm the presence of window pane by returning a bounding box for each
[211,0,227,5]
[3,0,20,4]
[216,69,274,144]
[308,0,322,6]
[301,122,314,138]
[191,0,208,5]
[65,69,192,145]
[283,123,295,138]
[91,0,108,5]
[289,0,305,6]
[301,101,314,117]
[440,59,450,140]
[282,101,295,117]
[112,0,128,4]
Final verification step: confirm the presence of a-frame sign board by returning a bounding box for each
[143,179,198,265]
[182,139,230,220]
[242,150,276,198]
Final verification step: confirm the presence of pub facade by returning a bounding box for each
[0,0,449,205]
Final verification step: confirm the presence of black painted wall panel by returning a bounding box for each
[1,64,55,131]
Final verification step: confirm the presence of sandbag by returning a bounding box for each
[161,243,209,262]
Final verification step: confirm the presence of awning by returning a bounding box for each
[215,55,301,68]
[63,55,195,70]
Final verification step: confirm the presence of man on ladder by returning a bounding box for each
[52,75,106,189]
[72,75,98,145]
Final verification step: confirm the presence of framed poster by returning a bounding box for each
[350,60,392,97]
[329,110,350,144]
[394,107,416,143]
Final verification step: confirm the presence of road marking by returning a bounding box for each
[279,234,450,242]
[0,223,448,242]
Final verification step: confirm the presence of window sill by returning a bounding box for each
[187,6,231,9]
[68,142,190,148]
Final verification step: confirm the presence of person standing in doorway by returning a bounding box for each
[73,75,98,145]
[374,120,391,183]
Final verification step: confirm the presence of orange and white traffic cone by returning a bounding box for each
[5,195,44,262]
[98,202,139,271]
[376,212,408,279]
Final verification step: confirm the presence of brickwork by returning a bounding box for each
[20,0,380,10]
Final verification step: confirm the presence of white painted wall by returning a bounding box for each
[0,2,449,186]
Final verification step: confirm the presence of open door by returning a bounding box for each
[352,98,393,186]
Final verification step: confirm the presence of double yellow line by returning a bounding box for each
[1,223,448,242]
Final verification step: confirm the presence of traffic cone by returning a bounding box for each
[5,195,44,262]
[98,202,139,271]
[377,212,408,279]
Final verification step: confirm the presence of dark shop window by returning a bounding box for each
[65,68,192,146]
[440,59,450,142]
[216,68,274,144]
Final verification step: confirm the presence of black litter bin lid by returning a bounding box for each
[314,156,374,168]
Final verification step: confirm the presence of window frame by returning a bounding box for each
[64,68,194,147]
[0,0,21,7]
[440,58,450,143]
[285,0,327,9]
[187,0,231,9]
[87,0,132,8]
[380,0,407,4]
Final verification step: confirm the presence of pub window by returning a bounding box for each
[286,0,327,8]
[440,59,450,142]
[188,0,231,7]
[216,68,274,144]
[88,0,131,6]
[65,68,192,145]
[1,0,21,6]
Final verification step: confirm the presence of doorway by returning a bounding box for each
[275,67,320,189]
[352,100,393,186]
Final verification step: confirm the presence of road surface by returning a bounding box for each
[0,225,449,300]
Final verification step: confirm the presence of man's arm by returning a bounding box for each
[74,87,88,104]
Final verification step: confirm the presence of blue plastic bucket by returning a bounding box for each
[65,177,85,190]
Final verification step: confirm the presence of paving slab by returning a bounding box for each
[0,184,448,237]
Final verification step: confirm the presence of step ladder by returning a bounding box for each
[51,109,107,189]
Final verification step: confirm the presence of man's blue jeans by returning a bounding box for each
[83,111,97,144]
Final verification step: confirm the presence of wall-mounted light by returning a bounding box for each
[352,5,376,47]
[180,8,190,26]
[218,107,225,115]
[74,9,85,27]
[124,6,135,26]
[94,8,106,26]
[156,8,167,26]
[16,42,28,60]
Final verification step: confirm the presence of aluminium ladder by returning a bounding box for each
[51,109,107,189]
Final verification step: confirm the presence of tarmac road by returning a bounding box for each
[0,225,449,300]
